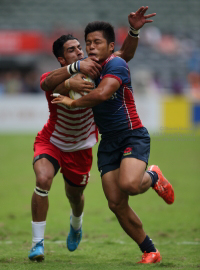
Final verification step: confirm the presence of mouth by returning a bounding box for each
[88,53,97,57]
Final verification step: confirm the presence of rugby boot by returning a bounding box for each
[148,165,174,204]
[137,249,161,264]
[28,239,44,262]
[67,224,82,252]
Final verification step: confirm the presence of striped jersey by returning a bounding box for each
[93,54,143,138]
[39,72,98,152]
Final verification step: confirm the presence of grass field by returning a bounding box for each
[0,133,200,270]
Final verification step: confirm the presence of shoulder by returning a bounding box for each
[105,55,127,68]
[40,72,51,82]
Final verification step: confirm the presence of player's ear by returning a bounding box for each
[58,57,66,66]
[109,42,115,53]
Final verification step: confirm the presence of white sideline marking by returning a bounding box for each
[0,240,200,245]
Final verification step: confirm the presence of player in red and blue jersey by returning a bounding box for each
[52,13,175,264]
[93,54,143,137]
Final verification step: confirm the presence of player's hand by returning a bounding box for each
[80,57,101,79]
[51,94,75,108]
[128,6,156,30]
[66,73,94,96]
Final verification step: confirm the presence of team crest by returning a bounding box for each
[123,147,133,156]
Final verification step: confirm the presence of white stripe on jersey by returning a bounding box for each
[54,121,95,137]
[57,110,93,124]
[49,106,97,152]
[57,117,95,130]
[123,86,132,129]
[57,107,93,119]
[50,127,97,152]
[52,123,96,143]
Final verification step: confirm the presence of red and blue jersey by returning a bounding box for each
[93,54,143,137]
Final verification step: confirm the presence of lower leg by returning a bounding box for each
[112,202,156,252]
[65,181,86,230]
[69,194,84,230]
[115,203,146,244]
[69,193,84,217]
[31,191,49,246]
[32,192,49,221]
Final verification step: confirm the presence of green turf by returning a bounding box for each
[0,133,200,269]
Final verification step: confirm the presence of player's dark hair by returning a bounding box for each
[84,21,115,45]
[53,34,78,58]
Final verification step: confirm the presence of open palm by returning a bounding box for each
[128,6,156,30]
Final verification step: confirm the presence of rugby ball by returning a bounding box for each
[69,74,95,100]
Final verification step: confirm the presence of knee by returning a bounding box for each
[108,200,126,216]
[119,179,140,195]
[36,173,53,191]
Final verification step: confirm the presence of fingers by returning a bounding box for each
[144,13,156,19]
[89,55,100,62]
[51,94,64,98]
[51,97,61,103]
[82,88,92,93]
[144,20,154,23]
[88,68,100,79]
[83,83,95,89]
[135,6,145,14]
[140,6,148,16]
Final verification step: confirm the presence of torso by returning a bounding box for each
[93,55,143,138]
[38,72,98,152]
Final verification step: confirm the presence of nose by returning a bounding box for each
[76,47,83,56]
[88,42,95,51]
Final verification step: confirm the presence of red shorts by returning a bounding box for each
[33,135,93,186]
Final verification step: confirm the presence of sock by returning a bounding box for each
[70,211,83,231]
[139,235,156,253]
[146,171,158,187]
[31,221,46,247]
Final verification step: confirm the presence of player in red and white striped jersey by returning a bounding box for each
[29,7,151,261]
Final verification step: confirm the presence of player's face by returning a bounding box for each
[85,31,114,64]
[58,39,84,66]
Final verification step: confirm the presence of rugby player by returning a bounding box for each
[52,17,175,264]
[29,6,156,262]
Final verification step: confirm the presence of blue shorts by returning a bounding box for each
[98,127,150,177]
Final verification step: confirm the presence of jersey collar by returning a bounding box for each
[101,54,116,68]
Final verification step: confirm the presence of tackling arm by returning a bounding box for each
[51,77,120,108]
[41,67,71,92]
[41,57,101,92]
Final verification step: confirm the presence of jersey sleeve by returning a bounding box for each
[102,57,130,85]
[40,72,51,90]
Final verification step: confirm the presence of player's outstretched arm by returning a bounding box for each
[115,6,156,62]
[51,77,120,108]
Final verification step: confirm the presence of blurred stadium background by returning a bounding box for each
[0,1,200,268]
[0,0,200,134]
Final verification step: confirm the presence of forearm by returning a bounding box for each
[72,90,105,108]
[116,35,139,63]
[44,67,71,91]
[53,81,69,95]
